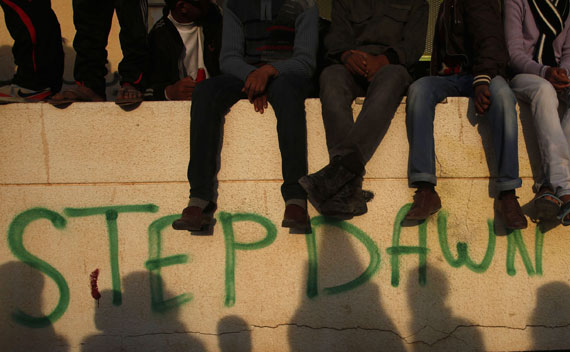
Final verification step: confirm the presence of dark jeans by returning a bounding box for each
[406,74,522,192]
[319,64,412,163]
[188,73,312,202]
[72,0,149,97]
[1,0,63,91]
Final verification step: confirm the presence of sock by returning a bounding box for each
[499,189,515,199]
[415,181,435,191]
[286,199,307,209]
[188,197,211,209]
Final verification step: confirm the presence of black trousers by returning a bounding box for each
[188,73,312,203]
[0,0,63,91]
[72,0,149,98]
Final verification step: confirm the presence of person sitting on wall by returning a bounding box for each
[0,0,63,103]
[298,0,428,219]
[403,0,528,230]
[49,0,150,110]
[505,0,570,226]
[171,0,319,233]
[146,0,222,101]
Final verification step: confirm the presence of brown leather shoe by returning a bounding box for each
[404,188,442,221]
[172,203,216,231]
[49,85,105,109]
[496,192,528,230]
[282,204,311,233]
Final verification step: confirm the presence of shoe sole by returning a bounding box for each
[534,198,561,221]
[281,219,311,234]
[172,217,213,232]
[404,206,441,221]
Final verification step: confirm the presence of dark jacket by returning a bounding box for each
[324,0,428,69]
[430,0,508,87]
[147,3,223,100]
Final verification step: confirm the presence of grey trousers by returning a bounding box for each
[510,73,570,198]
[319,64,412,164]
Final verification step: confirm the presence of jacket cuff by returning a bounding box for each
[384,49,400,65]
[472,74,491,87]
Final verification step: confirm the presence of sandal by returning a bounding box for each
[49,85,105,109]
[532,186,562,221]
[559,202,570,226]
[115,84,142,111]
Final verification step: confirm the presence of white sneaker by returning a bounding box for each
[0,84,51,103]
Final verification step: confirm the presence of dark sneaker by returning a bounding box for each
[282,204,311,233]
[0,84,52,103]
[172,202,217,232]
[496,193,528,230]
[299,156,356,209]
[319,176,368,219]
[404,188,442,221]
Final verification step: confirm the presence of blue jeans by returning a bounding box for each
[406,74,522,192]
[510,74,570,198]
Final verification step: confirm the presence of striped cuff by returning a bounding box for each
[472,74,491,87]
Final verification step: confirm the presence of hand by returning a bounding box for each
[242,65,278,101]
[474,84,491,114]
[252,94,268,114]
[165,76,196,100]
[362,54,389,81]
[341,50,367,77]
[545,67,570,91]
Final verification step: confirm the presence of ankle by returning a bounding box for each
[415,181,435,191]
[499,189,516,200]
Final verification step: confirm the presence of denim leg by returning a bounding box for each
[407,75,471,187]
[339,64,412,163]
[188,74,245,202]
[486,76,522,192]
[319,64,366,159]
[267,73,313,201]
[511,74,570,196]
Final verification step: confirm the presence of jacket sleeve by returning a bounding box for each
[558,19,570,75]
[270,4,319,78]
[465,0,508,86]
[219,6,257,82]
[324,0,356,63]
[504,0,547,77]
[387,0,429,68]
[147,24,177,101]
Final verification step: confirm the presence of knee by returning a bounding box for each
[319,65,352,100]
[533,79,558,103]
[489,78,516,108]
[407,77,438,106]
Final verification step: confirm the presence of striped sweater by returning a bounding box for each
[220,0,319,82]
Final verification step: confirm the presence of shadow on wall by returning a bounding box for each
[531,281,570,351]
[288,220,407,352]
[81,271,205,352]
[406,265,485,352]
[217,315,252,352]
[0,261,69,352]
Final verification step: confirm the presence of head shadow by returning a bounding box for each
[0,261,69,351]
[288,218,407,352]
[81,271,205,352]
[406,264,485,351]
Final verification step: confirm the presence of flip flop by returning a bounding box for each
[533,187,562,221]
[115,84,143,111]
[558,202,570,226]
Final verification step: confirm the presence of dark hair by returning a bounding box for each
[163,0,178,16]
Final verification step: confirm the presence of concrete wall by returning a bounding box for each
[1,98,569,352]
